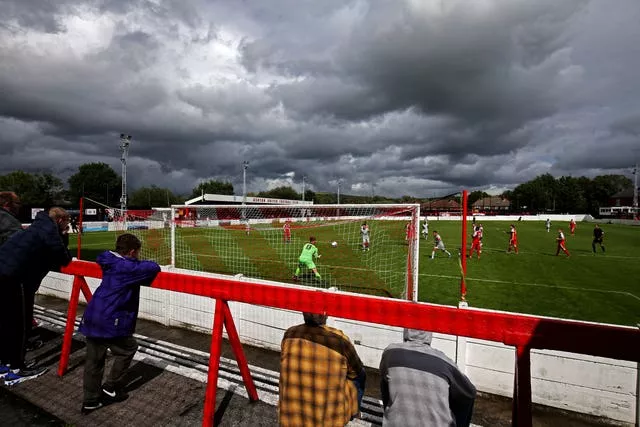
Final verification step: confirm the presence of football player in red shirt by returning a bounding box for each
[283,220,292,243]
[468,226,482,259]
[506,224,518,254]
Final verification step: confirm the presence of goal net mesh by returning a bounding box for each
[75,200,419,299]
[170,204,419,299]
[77,197,172,265]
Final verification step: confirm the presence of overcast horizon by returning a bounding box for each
[1,0,639,198]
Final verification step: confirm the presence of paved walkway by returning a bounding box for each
[0,295,624,427]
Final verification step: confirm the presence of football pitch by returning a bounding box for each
[68,220,640,327]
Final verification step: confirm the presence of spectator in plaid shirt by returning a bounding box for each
[380,329,476,426]
[279,312,366,426]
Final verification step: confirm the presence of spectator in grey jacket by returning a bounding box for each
[0,191,22,246]
[380,329,476,427]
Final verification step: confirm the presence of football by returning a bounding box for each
[331,241,338,247]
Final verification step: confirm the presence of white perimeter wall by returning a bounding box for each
[22,213,600,232]
[423,214,593,222]
[38,269,638,424]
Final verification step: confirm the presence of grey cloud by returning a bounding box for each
[611,114,640,137]
[178,82,276,116]
[246,1,587,122]
[1,0,639,199]
[242,0,591,165]
[0,0,81,33]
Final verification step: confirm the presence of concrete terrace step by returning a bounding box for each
[33,305,486,427]
[34,305,387,426]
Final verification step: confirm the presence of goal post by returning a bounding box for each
[169,204,420,300]
[76,197,173,264]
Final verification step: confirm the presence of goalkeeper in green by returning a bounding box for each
[293,236,322,281]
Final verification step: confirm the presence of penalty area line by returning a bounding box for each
[477,246,640,260]
[418,273,640,302]
[575,253,640,260]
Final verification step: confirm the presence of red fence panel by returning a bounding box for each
[59,260,640,427]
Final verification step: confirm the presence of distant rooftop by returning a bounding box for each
[472,196,511,208]
[184,193,314,206]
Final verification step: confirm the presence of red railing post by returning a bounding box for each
[460,190,468,301]
[221,301,259,401]
[512,345,533,427]
[58,275,84,376]
[203,299,225,427]
[77,197,83,259]
[79,279,93,303]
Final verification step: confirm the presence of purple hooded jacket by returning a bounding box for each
[79,251,160,339]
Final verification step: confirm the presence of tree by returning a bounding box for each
[190,180,234,198]
[256,186,300,200]
[303,189,315,202]
[506,173,632,215]
[511,173,557,212]
[313,192,336,204]
[129,186,182,208]
[68,163,121,206]
[589,174,632,214]
[555,176,587,213]
[0,171,64,206]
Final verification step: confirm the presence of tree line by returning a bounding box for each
[0,163,633,216]
[502,173,631,215]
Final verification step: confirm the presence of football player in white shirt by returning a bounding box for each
[360,222,370,251]
[431,231,451,259]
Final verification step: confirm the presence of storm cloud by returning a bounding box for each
[1,0,638,198]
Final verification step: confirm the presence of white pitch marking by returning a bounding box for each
[419,273,640,302]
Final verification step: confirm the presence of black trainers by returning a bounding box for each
[81,401,104,414]
[24,359,38,369]
[26,339,44,352]
[3,366,48,386]
[102,385,129,402]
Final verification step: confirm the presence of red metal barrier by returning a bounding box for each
[460,190,468,301]
[77,197,83,259]
[59,260,640,427]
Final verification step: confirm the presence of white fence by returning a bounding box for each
[38,269,637,424]
[21,213,600,234]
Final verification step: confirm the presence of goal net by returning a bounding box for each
[76,197,172,265]
[169,204,420,300]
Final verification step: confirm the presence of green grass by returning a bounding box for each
[418,220,640,326]
[68,220,640,326]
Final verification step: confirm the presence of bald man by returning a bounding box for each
[0,207,72,384]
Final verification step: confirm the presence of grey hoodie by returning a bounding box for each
[379,329,476,426]
[0,207,22,246]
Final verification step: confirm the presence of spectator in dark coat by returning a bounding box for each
[380,329,476,427]
[79,233,160,414]
[0,191,22,246]
[0,208,72,385]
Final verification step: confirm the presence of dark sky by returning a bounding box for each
[1,0,639,198]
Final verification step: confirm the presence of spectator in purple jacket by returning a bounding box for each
[79,233,160,414]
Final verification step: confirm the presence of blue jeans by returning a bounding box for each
[351,368,366,413]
